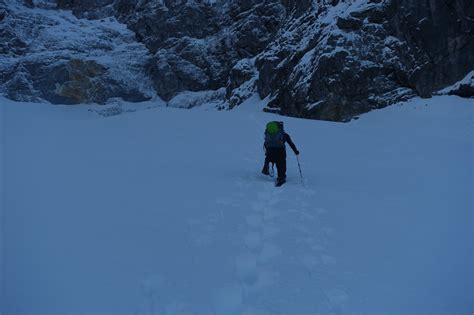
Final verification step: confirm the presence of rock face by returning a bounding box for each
[1,0,473,120]
[116,0,286,102]
[49,0,289,102]
[387,0,474,96]
[0,0,154,104]
[259,0,474,121]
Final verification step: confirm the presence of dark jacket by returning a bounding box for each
[265,132,299,158]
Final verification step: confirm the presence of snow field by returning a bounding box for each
[1,95,473,315]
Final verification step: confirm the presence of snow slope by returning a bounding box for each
[1,95,473,315]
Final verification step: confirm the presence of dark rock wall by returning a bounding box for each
[387,0,474,95]
[260,0,473,121]
[2,0,473,120]
[56,0,288,101]
[116,0,287,101]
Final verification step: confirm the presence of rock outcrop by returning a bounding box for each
[259,0,473,121]
[438,70,474,98]
[0,0,154,104]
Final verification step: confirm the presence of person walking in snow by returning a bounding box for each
[261,121,299,187]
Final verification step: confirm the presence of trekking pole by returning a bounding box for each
[296,155,304,186]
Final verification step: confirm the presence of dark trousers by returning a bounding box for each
[262,148,287,180]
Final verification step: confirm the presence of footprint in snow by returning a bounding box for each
[139,274,165,315]
[262,224,279,239]
[322,227,334,235]
[245,214,263,227]
[235,252,258,285]
[315,207,328,214]
[258,243,282,263]
[321,254,337,265]
[213,285,243,315]
[326,289,349,314]
[300,254,320,269]
[243,231,263,250]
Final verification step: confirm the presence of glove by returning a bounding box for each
[295,150,300,155]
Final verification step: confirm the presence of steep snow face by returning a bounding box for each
[0,0,156,104]
[1,95,473,314]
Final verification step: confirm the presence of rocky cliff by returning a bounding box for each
[0,0,154,104]
[1,0,473,121]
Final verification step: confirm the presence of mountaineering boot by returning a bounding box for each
[261,168,270,176]
[275,178,286,187]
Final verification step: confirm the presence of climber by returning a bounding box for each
[261,121,299,187]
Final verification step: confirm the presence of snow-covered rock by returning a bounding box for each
[167,88,226,109]
[257,0,473,121]
[438,71,474,98]
[0,0,472,120]
[0,0,155,104]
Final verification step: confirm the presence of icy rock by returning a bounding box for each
[227,59,256,95]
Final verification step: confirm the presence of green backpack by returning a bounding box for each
[265,121,285,149]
